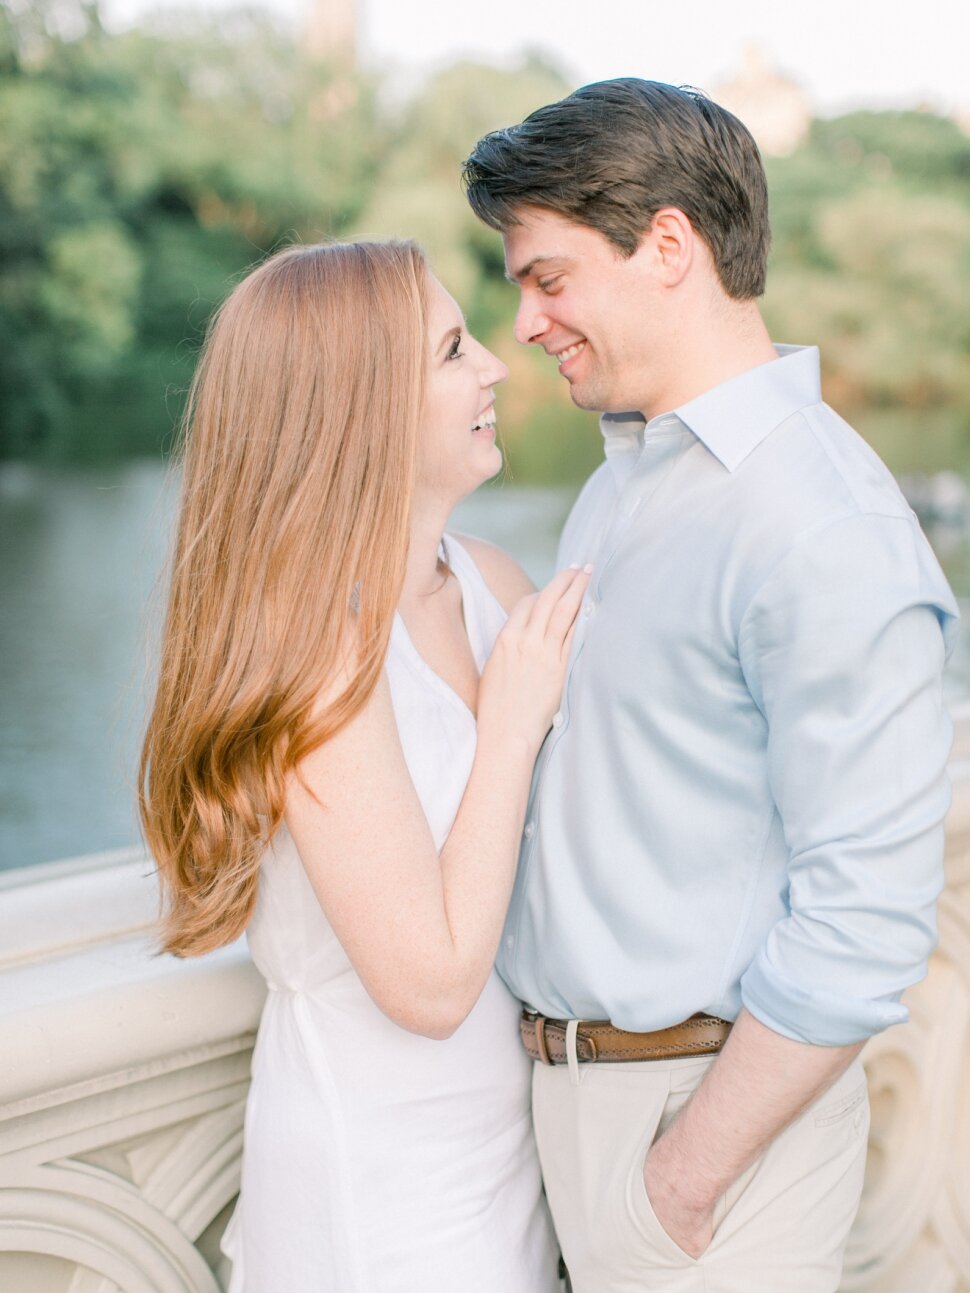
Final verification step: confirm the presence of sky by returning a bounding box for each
[101,0,970,120]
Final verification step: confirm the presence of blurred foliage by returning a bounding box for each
[1,1,969,480]
[0,0,384,458]
[762,112,970,472]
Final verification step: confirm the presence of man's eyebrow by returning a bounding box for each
[504,255,565,285]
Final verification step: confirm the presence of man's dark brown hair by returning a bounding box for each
[462,78,771,299]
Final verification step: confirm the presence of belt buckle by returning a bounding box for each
[533,1014,553,1066]
[524,1010,554,1065]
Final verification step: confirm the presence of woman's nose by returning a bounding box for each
[472,335,508,386]
[481,350,510,387]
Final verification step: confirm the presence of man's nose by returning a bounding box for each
[513,296,548,346]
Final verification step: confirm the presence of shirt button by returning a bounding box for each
[583,602,593,618]
[523,821,535,839]
[552,711,564,728]
[505,934,514,952]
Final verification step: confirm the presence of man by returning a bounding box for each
[463,79,957,1291]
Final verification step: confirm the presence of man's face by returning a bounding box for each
[503,207,665,417]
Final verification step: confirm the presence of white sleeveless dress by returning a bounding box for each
[222,534,559,1292]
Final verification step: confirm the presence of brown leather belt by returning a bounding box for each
[520,1010,732,1065]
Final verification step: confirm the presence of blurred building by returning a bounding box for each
[713,44,812,157]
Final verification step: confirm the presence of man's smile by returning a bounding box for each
[553,340,587,372]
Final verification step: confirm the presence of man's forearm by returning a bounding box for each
[644,1008,864,1254]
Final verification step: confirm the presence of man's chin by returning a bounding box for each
[566,380,608,414]
[569,383,648,418]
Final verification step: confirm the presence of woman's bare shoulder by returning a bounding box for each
[450,532,536,613]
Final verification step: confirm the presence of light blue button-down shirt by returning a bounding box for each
[498,345,958,1046]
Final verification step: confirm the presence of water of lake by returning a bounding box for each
[0,462,579,870]
[2,461,969,872]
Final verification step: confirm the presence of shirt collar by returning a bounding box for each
[598,345,823,474]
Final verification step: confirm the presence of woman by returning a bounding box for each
[139,240,588,1291]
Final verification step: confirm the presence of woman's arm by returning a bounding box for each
[285,566,588,1039]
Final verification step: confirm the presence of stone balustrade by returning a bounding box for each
[0,852,264,1292]
[842,704,970,1293]
[2,711,969,1292]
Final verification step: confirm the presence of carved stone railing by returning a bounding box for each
[0,852,265,1293]
[1,711,969,1292]
[843,704,970,1293]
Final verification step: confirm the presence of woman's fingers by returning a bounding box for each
[545,567,590,644]
[479,565,592,751]
[527,566,597,641]
[559,618,579,666]
[503,589,540,632]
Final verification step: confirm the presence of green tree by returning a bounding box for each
[0,0,381,459]
[2,10,969,484]
[763,110,970,471]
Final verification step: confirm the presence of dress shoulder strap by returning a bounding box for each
[440,532,508,666]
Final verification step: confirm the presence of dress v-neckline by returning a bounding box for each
[392,536,482,721]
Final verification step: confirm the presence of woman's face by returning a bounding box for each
[416,275,509,506]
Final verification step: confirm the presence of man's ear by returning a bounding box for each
[646,208,695,287]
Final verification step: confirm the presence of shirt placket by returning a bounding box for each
[515,427,689,855]
[591,424,691,600]
[501,424,692,987]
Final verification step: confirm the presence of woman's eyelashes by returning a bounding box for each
[447,332,464,361]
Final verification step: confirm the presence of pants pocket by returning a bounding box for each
[813,1080,868,1129]
[624,1091,702,1266]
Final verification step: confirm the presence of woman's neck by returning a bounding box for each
[400,501,453,603]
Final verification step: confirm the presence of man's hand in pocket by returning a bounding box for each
[643,1147,715,1259]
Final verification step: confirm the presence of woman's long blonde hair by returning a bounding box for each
[140,241,429,956]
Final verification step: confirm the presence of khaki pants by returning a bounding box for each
[533,1048,869,1292]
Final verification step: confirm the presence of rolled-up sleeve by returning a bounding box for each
[737,512,957,1045]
